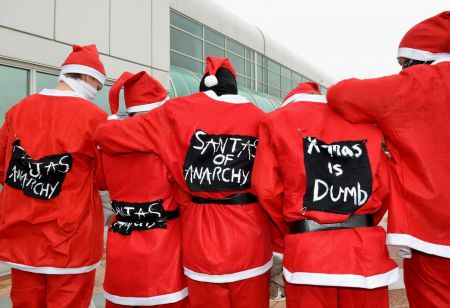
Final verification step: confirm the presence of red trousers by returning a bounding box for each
[404,250,450,308]
[186,272,270,308]
[285,282,388,308]
[10,268,96,308]
[105,297,190,308]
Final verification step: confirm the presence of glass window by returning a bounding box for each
[245,60,252,79]
[257,53,263,66]
[36,72,58,93]
[281,77,292,91]
[281,66,291,78]
[170,11,202,37]
[227,53,245,75]
[257,82,263,92]
[170,27,202,59]
[303,76,312,83]
[205,28,224,47]
[292,80,298,88]
[292,72,302,83]
[268,86,281,98]
[245,48,254,61]
[226,39,245,57]
[320,86,328,95]
[281,91,289,99]
[257,66,263,83]
[205,43,225,58]
[170,51,203,74]
[237,76,245,88]
[267,59,280,73]
[94,84,113,112]
[268,70,280,88]
[0,65,28,123]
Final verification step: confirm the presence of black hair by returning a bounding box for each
[199,68,238,96]
[402,59,434,70]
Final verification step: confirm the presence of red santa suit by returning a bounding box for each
[0,45,107,307]
[253,82,399,308]
[100,71,188,307]
[95,57,272,307]
[327,12,450,308]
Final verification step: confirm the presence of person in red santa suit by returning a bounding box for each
[95,56,272,308]
[253,82,400,308]
[0,44,107,307]
[326,12,450,308]
[100,71,189,308]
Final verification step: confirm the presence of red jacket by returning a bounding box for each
[102,148,188,305]
[253,93,399,288]
[327,60,450,258]
[0,89,106,274]
[95,90,273,283]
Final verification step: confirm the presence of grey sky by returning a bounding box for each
[215,0,448,82]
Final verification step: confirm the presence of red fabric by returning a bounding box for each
[186,272,270,308]
[399,11,450,54]
[0,93,107,269]
[10,269,96,308]
[105,297,190,308]
[404,250,450,308]
[285,282,388,308]
[252,92,396,279]
[62,44,106,76]
[204,56,237,78]
[102,151,186,300]
[327,61,450,257]
[284,82,321,102]
[109,71,167,114]
[95,92,272,278]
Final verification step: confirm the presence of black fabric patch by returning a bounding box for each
[110,199,167,235]
[5,140,72,200]
[183,130,258,191]
[302,137,372,214]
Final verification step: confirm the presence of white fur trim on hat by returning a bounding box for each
[204,75,218,87]
[397,47,450,62]
[61,64,106,85]
[126,97,169,113]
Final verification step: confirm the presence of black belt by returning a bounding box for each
[289,214,373,234]
[191,193,258,205]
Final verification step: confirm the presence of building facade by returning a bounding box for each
[0,0,334,117]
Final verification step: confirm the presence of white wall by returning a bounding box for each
[0,0,170,88]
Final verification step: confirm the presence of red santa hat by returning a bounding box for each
[202,56,238,87]
[109,71,168,115]
[282,82,325,106]
[61,44,106,85]
[398,11,450,62]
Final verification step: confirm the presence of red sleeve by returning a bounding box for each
[94,105,172,155]
[327,72,413,124]
[0,116,9,185]
[252,117,288,254]
[90,110,108,191]
[372,150,391,225]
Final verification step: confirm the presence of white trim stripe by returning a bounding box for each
[283,267,400,289]
[0,260,99,275]
[203,90,250,104]
[386,233,450,258]
[273,251,284,260]
[126,97,169,113]
[103,287,188,306]
[61,64,106,85]
[397,47,450,62]
[39,88,84,98]
[184,258,273,283]
[282,94,327,106]
[432,58,450,65]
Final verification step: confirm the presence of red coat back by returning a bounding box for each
[102,150,188,304]
[95,90,273,283]
[0,89,106,274]
[253,94,399,288]
[327,60,450,258]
